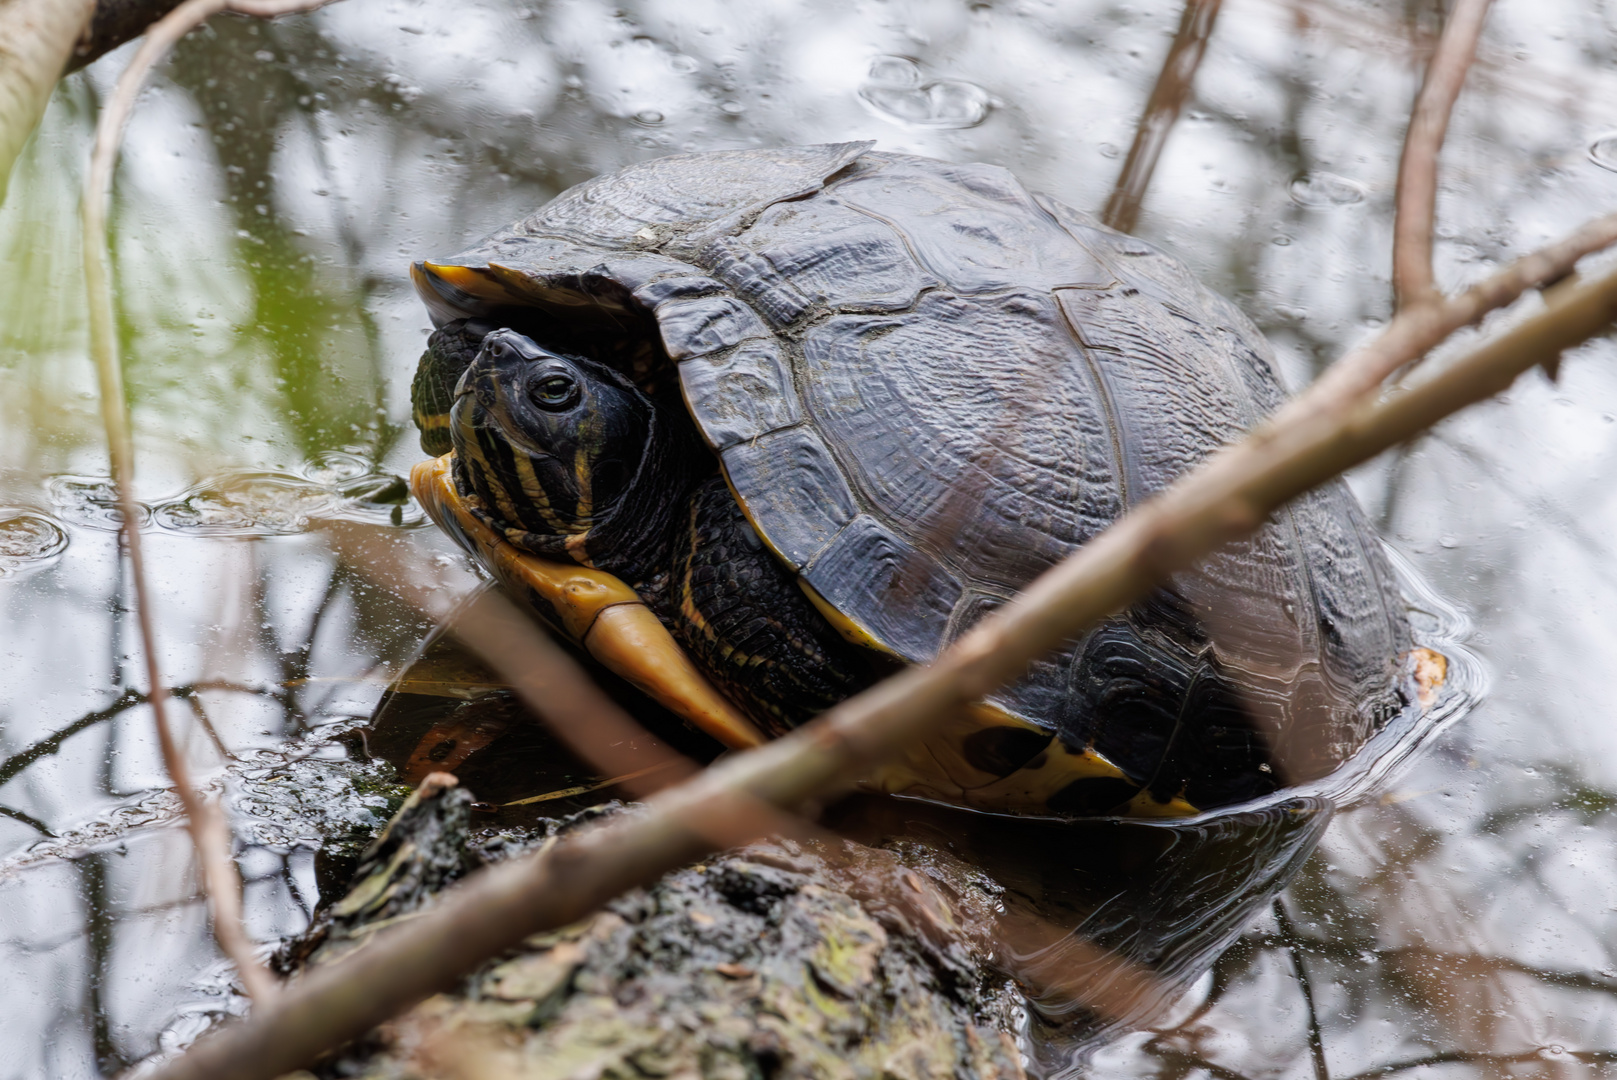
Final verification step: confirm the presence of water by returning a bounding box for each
[1,0,1615,1075]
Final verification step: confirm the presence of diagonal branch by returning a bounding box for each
[1391,0,1493,309]
[140,247,1617,1080]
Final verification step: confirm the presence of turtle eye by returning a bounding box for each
[528,372,580,410]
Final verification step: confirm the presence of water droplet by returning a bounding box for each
[1289,172,1367,208]
[1098,143,1120,160]
[0,511,68,576]
[1271,235,1292,246]
[858,54,992,130]
[1439,535,1459,549]
[633,109,665,126]
[1589,135,1617,172]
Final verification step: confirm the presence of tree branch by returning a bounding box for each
[67,0,187,73]
[1391,0,1492,309]
[0,0,96,204]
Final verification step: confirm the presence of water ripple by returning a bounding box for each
[0,510,69,576]
[47,453,424,539]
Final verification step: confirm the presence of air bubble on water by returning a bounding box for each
[1289,172,1367,208]
[0,511,69,576]
[1588,135,1617,172]
[866,55,923,88]
[633,109,665,126]
[48,455,425,540]
[46,477,151,531]
[859,54,992,130]
[1439,535,1459,549]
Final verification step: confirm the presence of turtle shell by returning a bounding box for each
[413,142,1415,813]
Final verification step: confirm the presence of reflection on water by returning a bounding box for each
[48,453,420,536]
[1,0,1616,1074]
[0,509,69,575]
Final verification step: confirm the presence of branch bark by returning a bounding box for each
[1391,0,1492,309]
[0,0,95,204]
[1101,0,1223,234]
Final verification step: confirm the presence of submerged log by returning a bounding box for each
[282,775,1027,1080]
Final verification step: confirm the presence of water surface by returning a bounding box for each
[2,0,1616,1075]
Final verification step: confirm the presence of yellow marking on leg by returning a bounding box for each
[410,455,767,751]
[585,605,767,749]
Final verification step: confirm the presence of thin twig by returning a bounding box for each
[81,0,335,1007]
[142,249,1617,1080]
[1101,0,1223,234]
[1391,0,1492,308]
[1274,899,1330,1080]
[1278,208,1617,431]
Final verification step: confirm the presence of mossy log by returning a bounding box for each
[282,778,1027,1080]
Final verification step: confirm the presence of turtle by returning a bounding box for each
[406,142,1444,819]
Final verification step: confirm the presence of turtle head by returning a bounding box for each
[450,328,651,555]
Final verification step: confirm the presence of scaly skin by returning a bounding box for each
[434,326,872,740]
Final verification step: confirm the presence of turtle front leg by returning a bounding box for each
[658,476,878,738]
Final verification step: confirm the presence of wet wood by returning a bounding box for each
[284,777,1026,1080]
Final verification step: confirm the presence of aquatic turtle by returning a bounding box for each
[407,142,1441,818]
